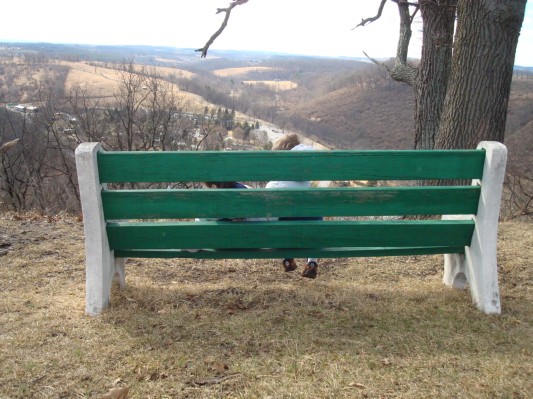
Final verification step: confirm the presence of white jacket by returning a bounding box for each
[265,143,315,189]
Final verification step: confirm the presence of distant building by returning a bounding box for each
[13,104,39,113]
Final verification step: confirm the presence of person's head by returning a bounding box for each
[272,133,301,151]
[203,181,237,189]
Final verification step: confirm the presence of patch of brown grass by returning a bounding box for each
[57,61,205,110]
[213,67,279,77]
[0,214,531,398]
[242,80,298,91]
[61,61,122,98]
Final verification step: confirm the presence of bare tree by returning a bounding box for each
[137,68,190,151]
[0,106,49,211]
[358,0,525,150]
[107,60,195,152]
[113,60,151,151]
[0,57,209,212]
[65,83,107,143]
[35,81,81,208]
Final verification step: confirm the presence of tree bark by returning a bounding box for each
[414,0,457,150]
[436,0,527,150]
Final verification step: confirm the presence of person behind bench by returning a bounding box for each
[204,178,321,279]
[266,134,322,279]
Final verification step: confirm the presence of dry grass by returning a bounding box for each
[60,61,201,105]
[213,67,279,77]
[154,57,182,64]
[0,214,532,398]
[60,61,122,99]
[13,68,48,88]
[147,65,195,80]
[242,81,298,91]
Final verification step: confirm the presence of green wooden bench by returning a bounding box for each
[75,141,507,316]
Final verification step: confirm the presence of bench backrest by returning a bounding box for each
[76,141,508,315]
[92,148,486,259]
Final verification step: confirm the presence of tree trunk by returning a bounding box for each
[414,0,457,150]
[436,0,527,150]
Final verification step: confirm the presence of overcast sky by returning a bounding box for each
[1,0,532,66]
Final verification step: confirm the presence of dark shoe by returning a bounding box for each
[302,261,318,279]
[283,258,297,272]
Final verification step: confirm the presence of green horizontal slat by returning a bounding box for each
[107,220,475,251]
[97,149,485,183]
[114,246,466,259]
[102,186,481,219]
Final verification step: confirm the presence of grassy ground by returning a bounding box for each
[0,213,531,399]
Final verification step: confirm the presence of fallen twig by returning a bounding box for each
[193,373,241,386]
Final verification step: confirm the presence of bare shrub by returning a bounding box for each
[502,159,533,220]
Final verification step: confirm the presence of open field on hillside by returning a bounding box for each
[213,67,298,91]
[0,213,531,398]
[213,66,279,77]
[149,65,195,79]
[57,61,205,107]
[60,61,122,98]
[154,57,183,64]
[242,80,298,90]
[13,68,47,88]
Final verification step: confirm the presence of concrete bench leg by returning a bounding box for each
[114,257,126,288]
[76,143,125,316]
[443,141,507,314]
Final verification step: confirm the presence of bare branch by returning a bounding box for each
[359,0,419,87]
[395,0,413,64]
[196,0,249,58]
[353,0,388,29]
[363,51,392,73]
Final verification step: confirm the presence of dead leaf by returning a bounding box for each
[382,358,392,366]
[210,362,230,375]
[348,382,366,389]
[100,386,129,399]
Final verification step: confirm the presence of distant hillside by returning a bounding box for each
[1,42,532,174]
[285,82,414,150]
[506,120,533,176]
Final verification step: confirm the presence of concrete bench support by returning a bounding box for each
[75,143,126,316]
[443,141,507,314]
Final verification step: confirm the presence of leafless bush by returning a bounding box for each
[1,59,234,214]
[502,159,533,220]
